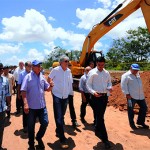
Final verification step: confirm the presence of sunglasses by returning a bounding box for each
[64,60,69,63]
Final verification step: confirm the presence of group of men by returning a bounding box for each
[0,54,149,150]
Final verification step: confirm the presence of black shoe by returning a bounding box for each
[137,123,149,129]
[0,147,7,150]
[28,145,35,150]
[15,110,20,115]
[36,137,45,149]
[130,124,138,130]
[104,141,111,149]
[72,121,81,128]
[23,127,28,133]
[60,138,69,149]
[81,118,87,123]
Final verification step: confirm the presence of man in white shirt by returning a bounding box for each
[86,56,112,149]
[48,55,72,149]
[121,63,149,129]
[13,61,24,114]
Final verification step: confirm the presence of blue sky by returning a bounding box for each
[0,0,147,65]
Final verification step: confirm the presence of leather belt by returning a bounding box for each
[98,93,107,96]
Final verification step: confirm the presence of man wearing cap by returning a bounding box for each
[0,63,11,150]
[121,63,149,130]
[21,60,54,150]
[2,66,14,118]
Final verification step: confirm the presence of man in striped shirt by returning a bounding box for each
[0,63,10,150]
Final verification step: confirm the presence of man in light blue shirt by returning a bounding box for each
[0,63,10,150]
[18,61,32,133]
[121,63,149,129]
[21,60,53,150]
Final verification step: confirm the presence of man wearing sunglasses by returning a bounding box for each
[48,55,72,149]
[0,63,11,150]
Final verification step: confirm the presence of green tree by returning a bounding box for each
[106,27,150,70]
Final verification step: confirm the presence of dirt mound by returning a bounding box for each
[109,71,150,114]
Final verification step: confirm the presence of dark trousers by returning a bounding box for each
[6,96,11,117]
[52,94,68,142]
[0,111,5,148]
[20,96,28,128]
[28,107,49,146]
[16,82,23,112]
[127,99,147,126]
[80,93,95,122]
[68,95,77,123]
[92,95,108,142]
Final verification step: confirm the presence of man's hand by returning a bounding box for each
[24,103,29,114]
[126,94,132,99]
[94,92,102,97]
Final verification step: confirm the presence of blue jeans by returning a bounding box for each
[52,94,68,142]
[28,107,49,146]
[127,99,147,126]
[0,111,5,148]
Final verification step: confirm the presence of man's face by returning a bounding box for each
[25,64,32,72]
[3,68,9,75]
[0,68,3,75]
[131,69,139,75]
[19,62,24,69]
[32,64,41,74]
[61,59,69,70]
[96,62,105,71]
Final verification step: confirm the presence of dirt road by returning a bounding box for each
[3,92,150,150]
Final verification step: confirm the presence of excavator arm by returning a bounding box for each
[79,0,150,66]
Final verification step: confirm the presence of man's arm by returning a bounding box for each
[21,91,29,114]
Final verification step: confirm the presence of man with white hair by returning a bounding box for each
[48,55,72,149]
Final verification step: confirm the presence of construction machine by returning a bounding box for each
[52,0,150,90]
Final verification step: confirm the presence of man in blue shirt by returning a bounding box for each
[21,60,54,150]
[18,61,32,133]
[0,63,10,150]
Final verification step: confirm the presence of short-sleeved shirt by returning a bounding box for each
[0,76,10,112]
[21,71,50,109]
[79,74,89,93]
[18,70,29,85]
[121,70,145,100]
[48,66,72,99]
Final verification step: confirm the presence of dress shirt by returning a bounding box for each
[21,72,50,109]
[13,67,25,81]
[121,70,144,100]
[18,70,29,85]
[86,67,112,95]
[79,74,89,93]
[0,76,10,112]
[2,73,14,95]
[48,66,72,99]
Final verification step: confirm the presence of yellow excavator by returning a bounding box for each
[52,0,150,90]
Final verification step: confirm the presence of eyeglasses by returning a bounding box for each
[64,60,69,63]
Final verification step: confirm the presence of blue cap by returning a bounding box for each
[131,64,140,70]
[32,60,42,66]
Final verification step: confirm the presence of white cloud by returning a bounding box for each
[76,8,110,30]
[0,43,21,54]
[48,16,56,21]
[27,48,44,61]
[97,0,112,8]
